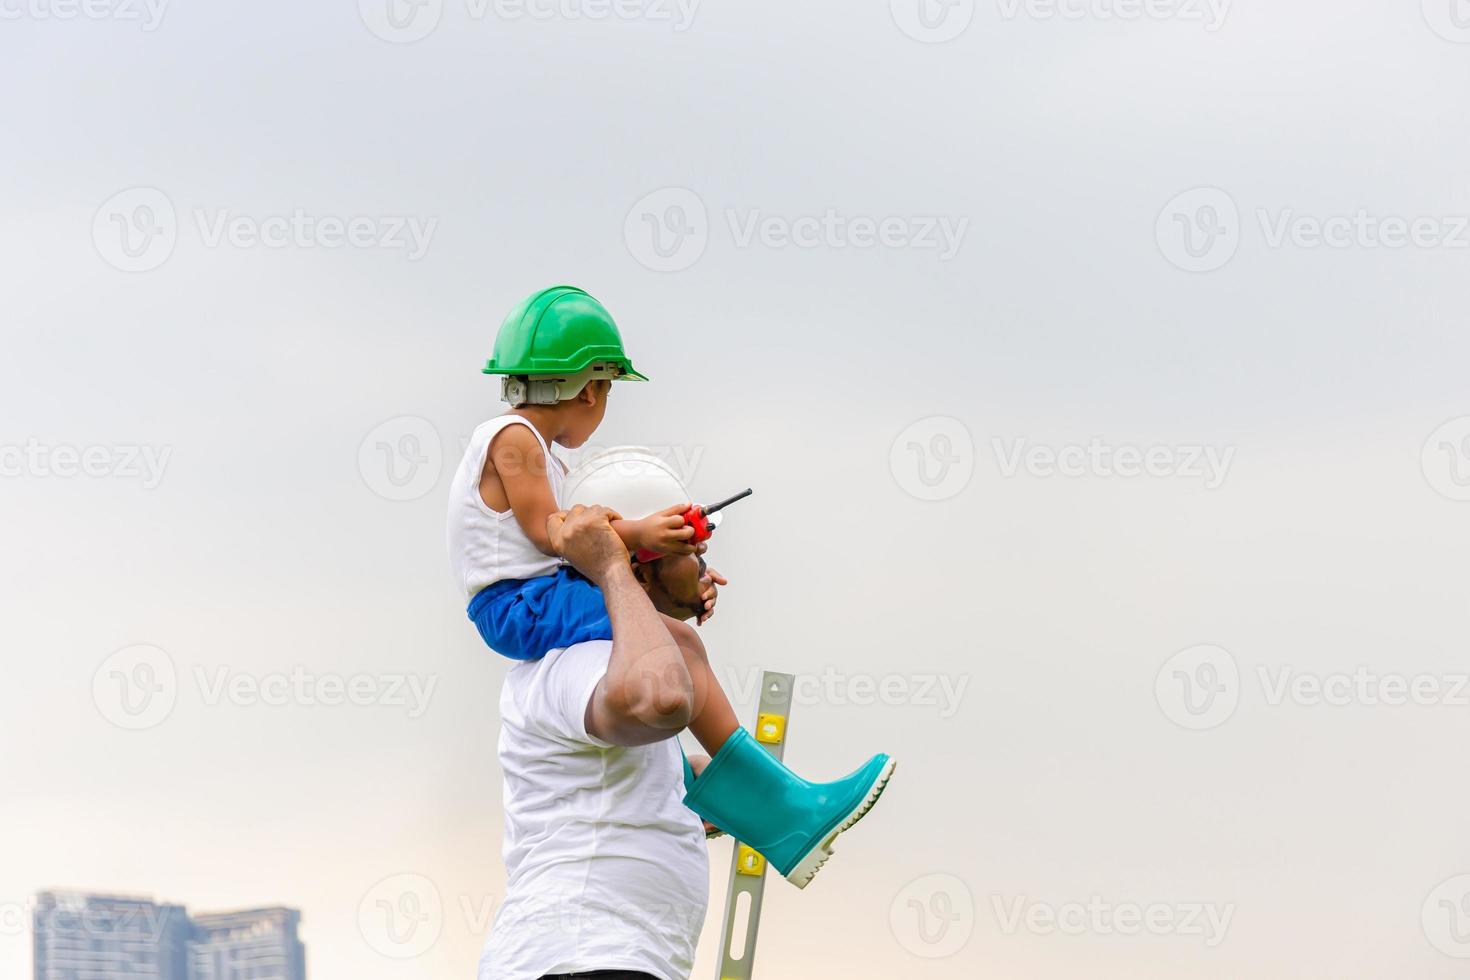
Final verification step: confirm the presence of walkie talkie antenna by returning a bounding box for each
[703,488,753,516]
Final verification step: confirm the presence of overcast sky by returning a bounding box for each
[6,1,1470,978]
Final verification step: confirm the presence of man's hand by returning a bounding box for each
[696,566,728,626]
[635,503,699,557]
[547,504,628,584]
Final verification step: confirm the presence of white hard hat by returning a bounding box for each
[563,446,693,522]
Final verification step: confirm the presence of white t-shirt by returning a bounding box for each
[479,640,710,980]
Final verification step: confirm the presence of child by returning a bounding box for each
[447,285,894,887]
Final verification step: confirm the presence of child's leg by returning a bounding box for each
[666,608,897,889]
[661,615,739,754]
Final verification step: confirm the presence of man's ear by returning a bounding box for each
[577,383,599,407]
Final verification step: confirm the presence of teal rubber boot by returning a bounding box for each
[682,728,896,888]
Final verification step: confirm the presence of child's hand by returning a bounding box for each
[696,567,728,626]
[639,503,698,556]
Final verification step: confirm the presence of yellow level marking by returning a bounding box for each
[755,713,786,744]
[736,845,766,876]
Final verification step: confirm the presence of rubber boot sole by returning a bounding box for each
[783,757,897,889]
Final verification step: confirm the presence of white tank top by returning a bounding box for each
[447,415,566,602]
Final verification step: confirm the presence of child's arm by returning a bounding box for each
[486,425,563,556]
[486,427,697,558]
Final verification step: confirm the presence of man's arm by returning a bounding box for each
[548,505,695,747]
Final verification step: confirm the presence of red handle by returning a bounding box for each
[685,506,712,543]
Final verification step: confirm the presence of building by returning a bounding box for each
[189,908,305,980]
[32,892,191,980]
[32,893,305,980]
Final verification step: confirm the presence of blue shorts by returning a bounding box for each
[467,566,613,662]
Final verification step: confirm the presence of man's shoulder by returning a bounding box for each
[506,640,613,696]
[513,639,612,672]
[502,640,614,746]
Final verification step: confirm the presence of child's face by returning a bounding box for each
[557,380,611,449]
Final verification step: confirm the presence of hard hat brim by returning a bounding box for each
[483,360,649,381]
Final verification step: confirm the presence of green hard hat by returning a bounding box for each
[484,286,647,381]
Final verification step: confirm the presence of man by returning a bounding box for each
[477,450,894,980]
[477,498,720,980]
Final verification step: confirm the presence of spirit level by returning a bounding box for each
[714,670,793,980]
